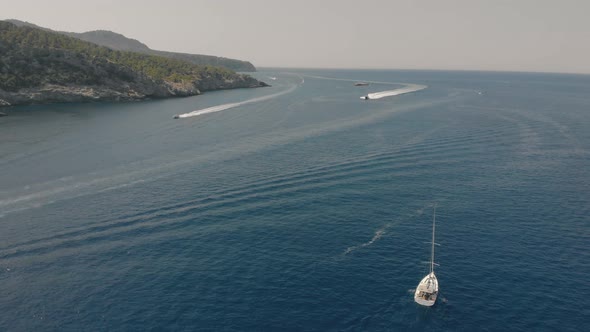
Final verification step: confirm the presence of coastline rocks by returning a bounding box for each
[0,76,269,107]
[0,85,150,105]
[196,74,269,92]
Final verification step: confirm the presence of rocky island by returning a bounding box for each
[0,21,267,108]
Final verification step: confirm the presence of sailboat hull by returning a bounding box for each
[414,272,438,306]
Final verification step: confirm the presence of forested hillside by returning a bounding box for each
[6,19,257,72]
[0,21,266,106]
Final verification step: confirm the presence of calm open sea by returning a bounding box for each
[0,69,589,331]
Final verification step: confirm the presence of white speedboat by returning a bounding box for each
[414,205,439,306]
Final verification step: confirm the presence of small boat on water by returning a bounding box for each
[173,115,180,119]
[414,204,439,307]
[354,82,369,86]
[360,95,370,100]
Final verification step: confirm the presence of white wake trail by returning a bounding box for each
[363,84,426,100]
[299,73,426,100]
[344,224,389,255]
[177,80,302,119]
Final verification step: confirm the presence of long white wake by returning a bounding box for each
[177,81,301,119]
[300,73,426,100]
[362,84,426,100]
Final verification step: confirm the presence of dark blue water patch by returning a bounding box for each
[1,70,589,331]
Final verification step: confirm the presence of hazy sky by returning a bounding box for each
[2,0,590,73]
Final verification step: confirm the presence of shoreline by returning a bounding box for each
[0,82,269,110]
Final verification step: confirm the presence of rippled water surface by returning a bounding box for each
[1,70,589,331]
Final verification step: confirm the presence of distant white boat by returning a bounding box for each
[268,76,277,80]
[414,205,439,307]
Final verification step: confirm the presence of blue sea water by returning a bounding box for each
[0,69,589,331]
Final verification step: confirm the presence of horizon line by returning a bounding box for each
[255,66,590,76]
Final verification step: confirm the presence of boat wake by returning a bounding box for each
[176,79,302,119]
[297,73,426,100]
[362,84,426,100]
[344,224,389,255]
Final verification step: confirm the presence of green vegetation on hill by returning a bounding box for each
[67,30,151,54]
[6,19,256,72]
[0,21,264,100]
[150,49,257,72]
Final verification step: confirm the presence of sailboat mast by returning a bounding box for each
[430,204,436,273]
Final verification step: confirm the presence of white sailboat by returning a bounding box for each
[414,205,439,306]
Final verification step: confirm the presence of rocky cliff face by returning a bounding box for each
[0,77,268,107]
[195,72,267,92]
